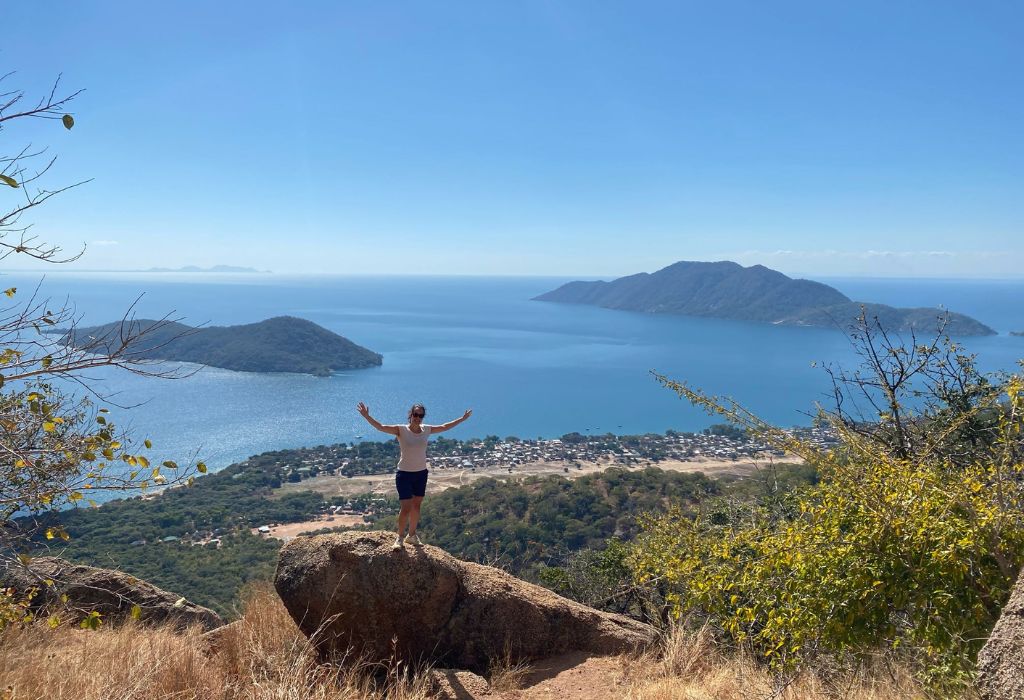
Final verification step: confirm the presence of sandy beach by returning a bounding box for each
[274,455,803,500]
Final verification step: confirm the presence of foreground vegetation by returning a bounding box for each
[629,322,1024,691]
[0,585,935,700]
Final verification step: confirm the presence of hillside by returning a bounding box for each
[534,260,996,335]
[63,316,382,375]
[39,449,814,617]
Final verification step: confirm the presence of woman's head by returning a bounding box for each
[408,404,426,421]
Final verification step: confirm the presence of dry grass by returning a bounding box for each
[620,625,967,700]
[0,590,976,700]
[487,644,531,693]
[0,584,433,700]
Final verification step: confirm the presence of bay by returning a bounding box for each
[2,271,1022,480]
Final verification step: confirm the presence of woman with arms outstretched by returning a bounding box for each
[357,402,472,549]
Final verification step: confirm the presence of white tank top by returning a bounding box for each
[396,424,431,471]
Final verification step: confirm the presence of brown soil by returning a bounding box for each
[251,514,365,540]
[498,652,628,700]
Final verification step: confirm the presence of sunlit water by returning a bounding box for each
[3,272,1022,483]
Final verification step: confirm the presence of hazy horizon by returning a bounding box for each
[3,264,1023,282]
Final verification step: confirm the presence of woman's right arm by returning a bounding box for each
[356,402,400,436]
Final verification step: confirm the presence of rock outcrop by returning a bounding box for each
[977,567,1024,700]
[0,556,223,631]
[274,531,656,672]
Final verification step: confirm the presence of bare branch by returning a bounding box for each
[0,73,83,125]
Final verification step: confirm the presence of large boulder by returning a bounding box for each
[274,531,656,672]
[0,556,223,631]
[977,567,1024,700]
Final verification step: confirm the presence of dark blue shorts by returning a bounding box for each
[395,469,428,500]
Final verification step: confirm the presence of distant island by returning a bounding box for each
[63,316,382,376]
[534,261,996,336]
[1011,331,1024,337]
[144,265,268,273]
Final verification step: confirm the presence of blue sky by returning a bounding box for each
[2,2,1021,276]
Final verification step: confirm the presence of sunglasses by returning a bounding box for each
[411,413,425,418]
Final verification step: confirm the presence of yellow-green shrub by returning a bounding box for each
[632,374,1024,688]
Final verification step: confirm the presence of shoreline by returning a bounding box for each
[274,454,805,500]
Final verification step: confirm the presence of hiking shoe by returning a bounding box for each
[391,536,405,550]
[406,534,423,546]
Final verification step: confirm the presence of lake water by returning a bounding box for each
[2,272,1022,477]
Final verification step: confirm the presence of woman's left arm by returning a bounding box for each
[428,409,473,434]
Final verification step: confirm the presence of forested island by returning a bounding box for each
[62,316,382,376]
[535,260,996,335]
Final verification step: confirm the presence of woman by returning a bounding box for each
[356,402,472,549]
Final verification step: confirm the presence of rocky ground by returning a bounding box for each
[501,652,627,700]
[428,652,629,700]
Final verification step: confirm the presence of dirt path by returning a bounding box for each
[500,652,628,700]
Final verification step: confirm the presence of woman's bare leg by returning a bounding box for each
[408,496,424,535]
[397,500,413,537]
